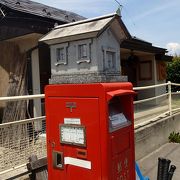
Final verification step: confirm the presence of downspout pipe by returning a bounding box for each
[26,45,40,117]
[26,45,39,95]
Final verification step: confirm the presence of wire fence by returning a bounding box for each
[0,95,46,174]
[0,82,180,173]
[0,116,46,173]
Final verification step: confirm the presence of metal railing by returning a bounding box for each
[133,81,180,125]
[0,82,180,174]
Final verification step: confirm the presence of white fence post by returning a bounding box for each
[168,81,172,116]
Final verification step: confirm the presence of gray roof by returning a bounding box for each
[0,0,85,22]
[40,14,129,45]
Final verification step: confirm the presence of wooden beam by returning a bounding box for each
[27,156,47,171]
[27,155,48,180]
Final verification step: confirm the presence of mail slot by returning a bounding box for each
[45,83,136,180]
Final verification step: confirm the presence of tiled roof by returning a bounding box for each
[40,14,130,45]
[0,0,85,22]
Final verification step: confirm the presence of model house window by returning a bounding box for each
[78,44,88,59]
[76,39,92,64]
[56,48,65,62]
[106,51,115,69]
[51,43,68,66]
[103,47,117,71]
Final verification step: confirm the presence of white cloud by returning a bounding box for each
[133,1,178,21]
[166,43,180,55]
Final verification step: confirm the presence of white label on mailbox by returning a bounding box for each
[64,118,81,125]
[60,125,86,146]
[64,157,91,169]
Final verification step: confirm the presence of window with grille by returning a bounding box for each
[106,51,115,69]
[78,44,88,60]
[51,43,68,66]
[76,39,92,64]
[56,47,65,62]
[102,47,117,71]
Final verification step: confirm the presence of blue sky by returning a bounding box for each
[34,0,180,55]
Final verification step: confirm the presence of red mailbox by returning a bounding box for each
[45,83,136,180]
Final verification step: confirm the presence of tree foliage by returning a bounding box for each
[167,56,180,91]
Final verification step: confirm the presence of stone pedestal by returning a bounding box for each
[49,72,127,84]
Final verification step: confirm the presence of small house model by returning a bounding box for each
[40,14,129,84]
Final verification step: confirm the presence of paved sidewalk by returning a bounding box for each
[138,143,180,180]
[134,104,169,127]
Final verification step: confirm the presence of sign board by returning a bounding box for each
[60,125,86,147]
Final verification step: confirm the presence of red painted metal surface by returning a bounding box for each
[45,83,136,180]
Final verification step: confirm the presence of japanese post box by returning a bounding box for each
[45,83,136,180]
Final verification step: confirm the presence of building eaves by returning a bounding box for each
[121,38,167,54]
[131,36,152,46]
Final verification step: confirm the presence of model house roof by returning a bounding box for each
[0,0,85,22]
[40,13,131,45]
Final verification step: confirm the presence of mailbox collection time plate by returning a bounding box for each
[59,124,86,147]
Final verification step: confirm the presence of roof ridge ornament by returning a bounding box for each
[42,8,47,13]
[15,1,20,6]
[114,0,123,17]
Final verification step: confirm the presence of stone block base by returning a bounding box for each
[49,72,127,84]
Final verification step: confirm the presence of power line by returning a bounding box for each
[123,6,136,27]
[114,0,122,7]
